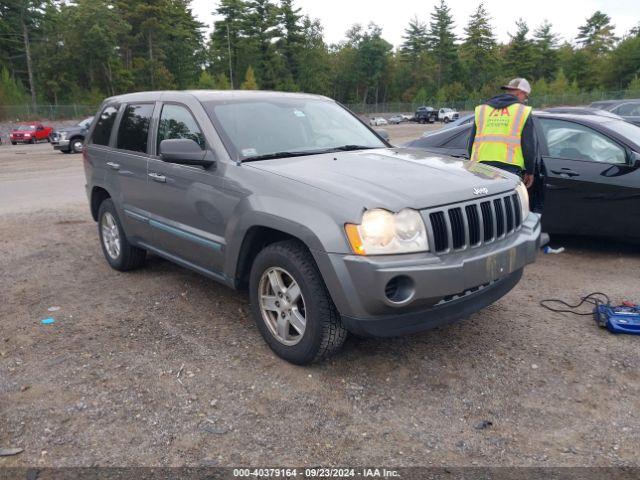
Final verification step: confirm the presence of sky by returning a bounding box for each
[190,0,640,47]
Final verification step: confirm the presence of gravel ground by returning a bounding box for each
[0,129,639,468]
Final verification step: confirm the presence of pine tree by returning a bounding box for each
[241,65,258,89]
[428,0,457,88]
[532,21,559,81]
[400,16,428,63]
[209,0,248,89]
[459,2,499,91]
[244,0,281,89]
[504,19,535,79]
[277,0,304,86]
[576,11,617,53]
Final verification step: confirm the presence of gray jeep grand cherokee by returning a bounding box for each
[84,90,540,364]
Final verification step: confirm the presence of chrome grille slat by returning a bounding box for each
[426,191,523,254]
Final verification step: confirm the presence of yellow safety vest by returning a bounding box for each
[470,103,532,169]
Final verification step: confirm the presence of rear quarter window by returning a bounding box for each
[91,105,119,146]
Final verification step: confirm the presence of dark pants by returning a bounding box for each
[480,161,524,178]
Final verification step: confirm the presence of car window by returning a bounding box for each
[157,104,206,152]
[116,103,153,153]
[540,118,626,164]
[614,103,640,116]
[91,106,119,146]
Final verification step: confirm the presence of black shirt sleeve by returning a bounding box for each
[521,116,537,175]
[467,121,477,159]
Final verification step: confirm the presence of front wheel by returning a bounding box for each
[71,138,83,153]
[11,141,17,145]
[444,117,450,123]
[97,199,146,271]
[249,240,347,364]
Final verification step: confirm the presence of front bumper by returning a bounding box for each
[319,213,540,337]
[53,139,70,150]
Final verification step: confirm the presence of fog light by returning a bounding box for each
[384,276,415,304]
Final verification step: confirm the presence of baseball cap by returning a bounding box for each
[501,78,531,95]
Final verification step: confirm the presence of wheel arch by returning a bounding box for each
[90,186,112,221]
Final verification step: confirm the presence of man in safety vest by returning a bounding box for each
[468,78,536,188]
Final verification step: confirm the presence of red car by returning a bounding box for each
[10,122,53,144]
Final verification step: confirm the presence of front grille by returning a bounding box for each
[427,191,523,254]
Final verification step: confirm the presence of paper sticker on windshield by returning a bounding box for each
[242,148,257,157]
[293,110,306,117]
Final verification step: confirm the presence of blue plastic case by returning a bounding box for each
[594,305,640,335]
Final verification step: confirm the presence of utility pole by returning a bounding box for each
[21,19,37,112]
[227,23,233,88]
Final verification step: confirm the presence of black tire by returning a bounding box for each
[249,240,347,364]
[29,138,35,144]
[11,142,17,145]
[70,137,84,153]
[444,117,450,123]
[97,198,146,271]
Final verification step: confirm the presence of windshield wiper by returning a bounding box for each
[242,150,328,162]
[242,145,378,162]
[328,145,379,152]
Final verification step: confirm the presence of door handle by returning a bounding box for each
[148,172,166,183]
[551,168,579,177]
[106,162,120,170]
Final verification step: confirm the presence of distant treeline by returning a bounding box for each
[1,0,639,109]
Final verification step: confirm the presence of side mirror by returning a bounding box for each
[159,138,214,167]
[375,129,389,141]
[630,151,640,168]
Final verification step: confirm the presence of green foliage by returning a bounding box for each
[241,65,258,89]
[428,0,457,89]
[0,1,635,111]
[577,11,617,53]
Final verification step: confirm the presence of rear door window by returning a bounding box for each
[91,105,119,146]
[157,104,206,152]
[116,103,154,153]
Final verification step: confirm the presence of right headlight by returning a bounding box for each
[515,182,530,222]
[345,208,429,255]
[59,132,67,140]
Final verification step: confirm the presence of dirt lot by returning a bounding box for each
[1,125,639,468]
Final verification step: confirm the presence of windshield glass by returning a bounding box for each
[78,117,94,128]
[16,125,36,131]
[203,97,385,160]
[605,120,640,147]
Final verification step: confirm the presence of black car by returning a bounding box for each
[406,112,640,242]
[51,116,94,153]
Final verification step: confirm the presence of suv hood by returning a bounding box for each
[56,125,84,134]
[248,148,518,211]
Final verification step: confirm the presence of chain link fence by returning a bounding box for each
[2,89,639,120]
[0,104,99,121]
[345,89,640,115]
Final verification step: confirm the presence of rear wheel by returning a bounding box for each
[29,138,35,144]
[97,199,146,271]
[249,240,347,364]
[11,141,16,145]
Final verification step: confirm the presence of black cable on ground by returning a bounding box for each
[539,292,611,316]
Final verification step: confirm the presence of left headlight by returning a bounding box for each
[345,208,429,255]
[59,132,67,140]
[515,182,530,222]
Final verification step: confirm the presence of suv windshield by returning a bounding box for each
[203,97,386,161]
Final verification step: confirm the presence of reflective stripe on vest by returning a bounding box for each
[470,103,532,169]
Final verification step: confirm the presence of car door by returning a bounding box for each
[538,117,636,237]
[142,102,228,275]
[107,102,155,242]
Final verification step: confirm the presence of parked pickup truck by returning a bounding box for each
[84,90,540,364]
[438,108,460,123]
[51,116,94,154]
[414,106,438,124]
[10,122,53,144]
